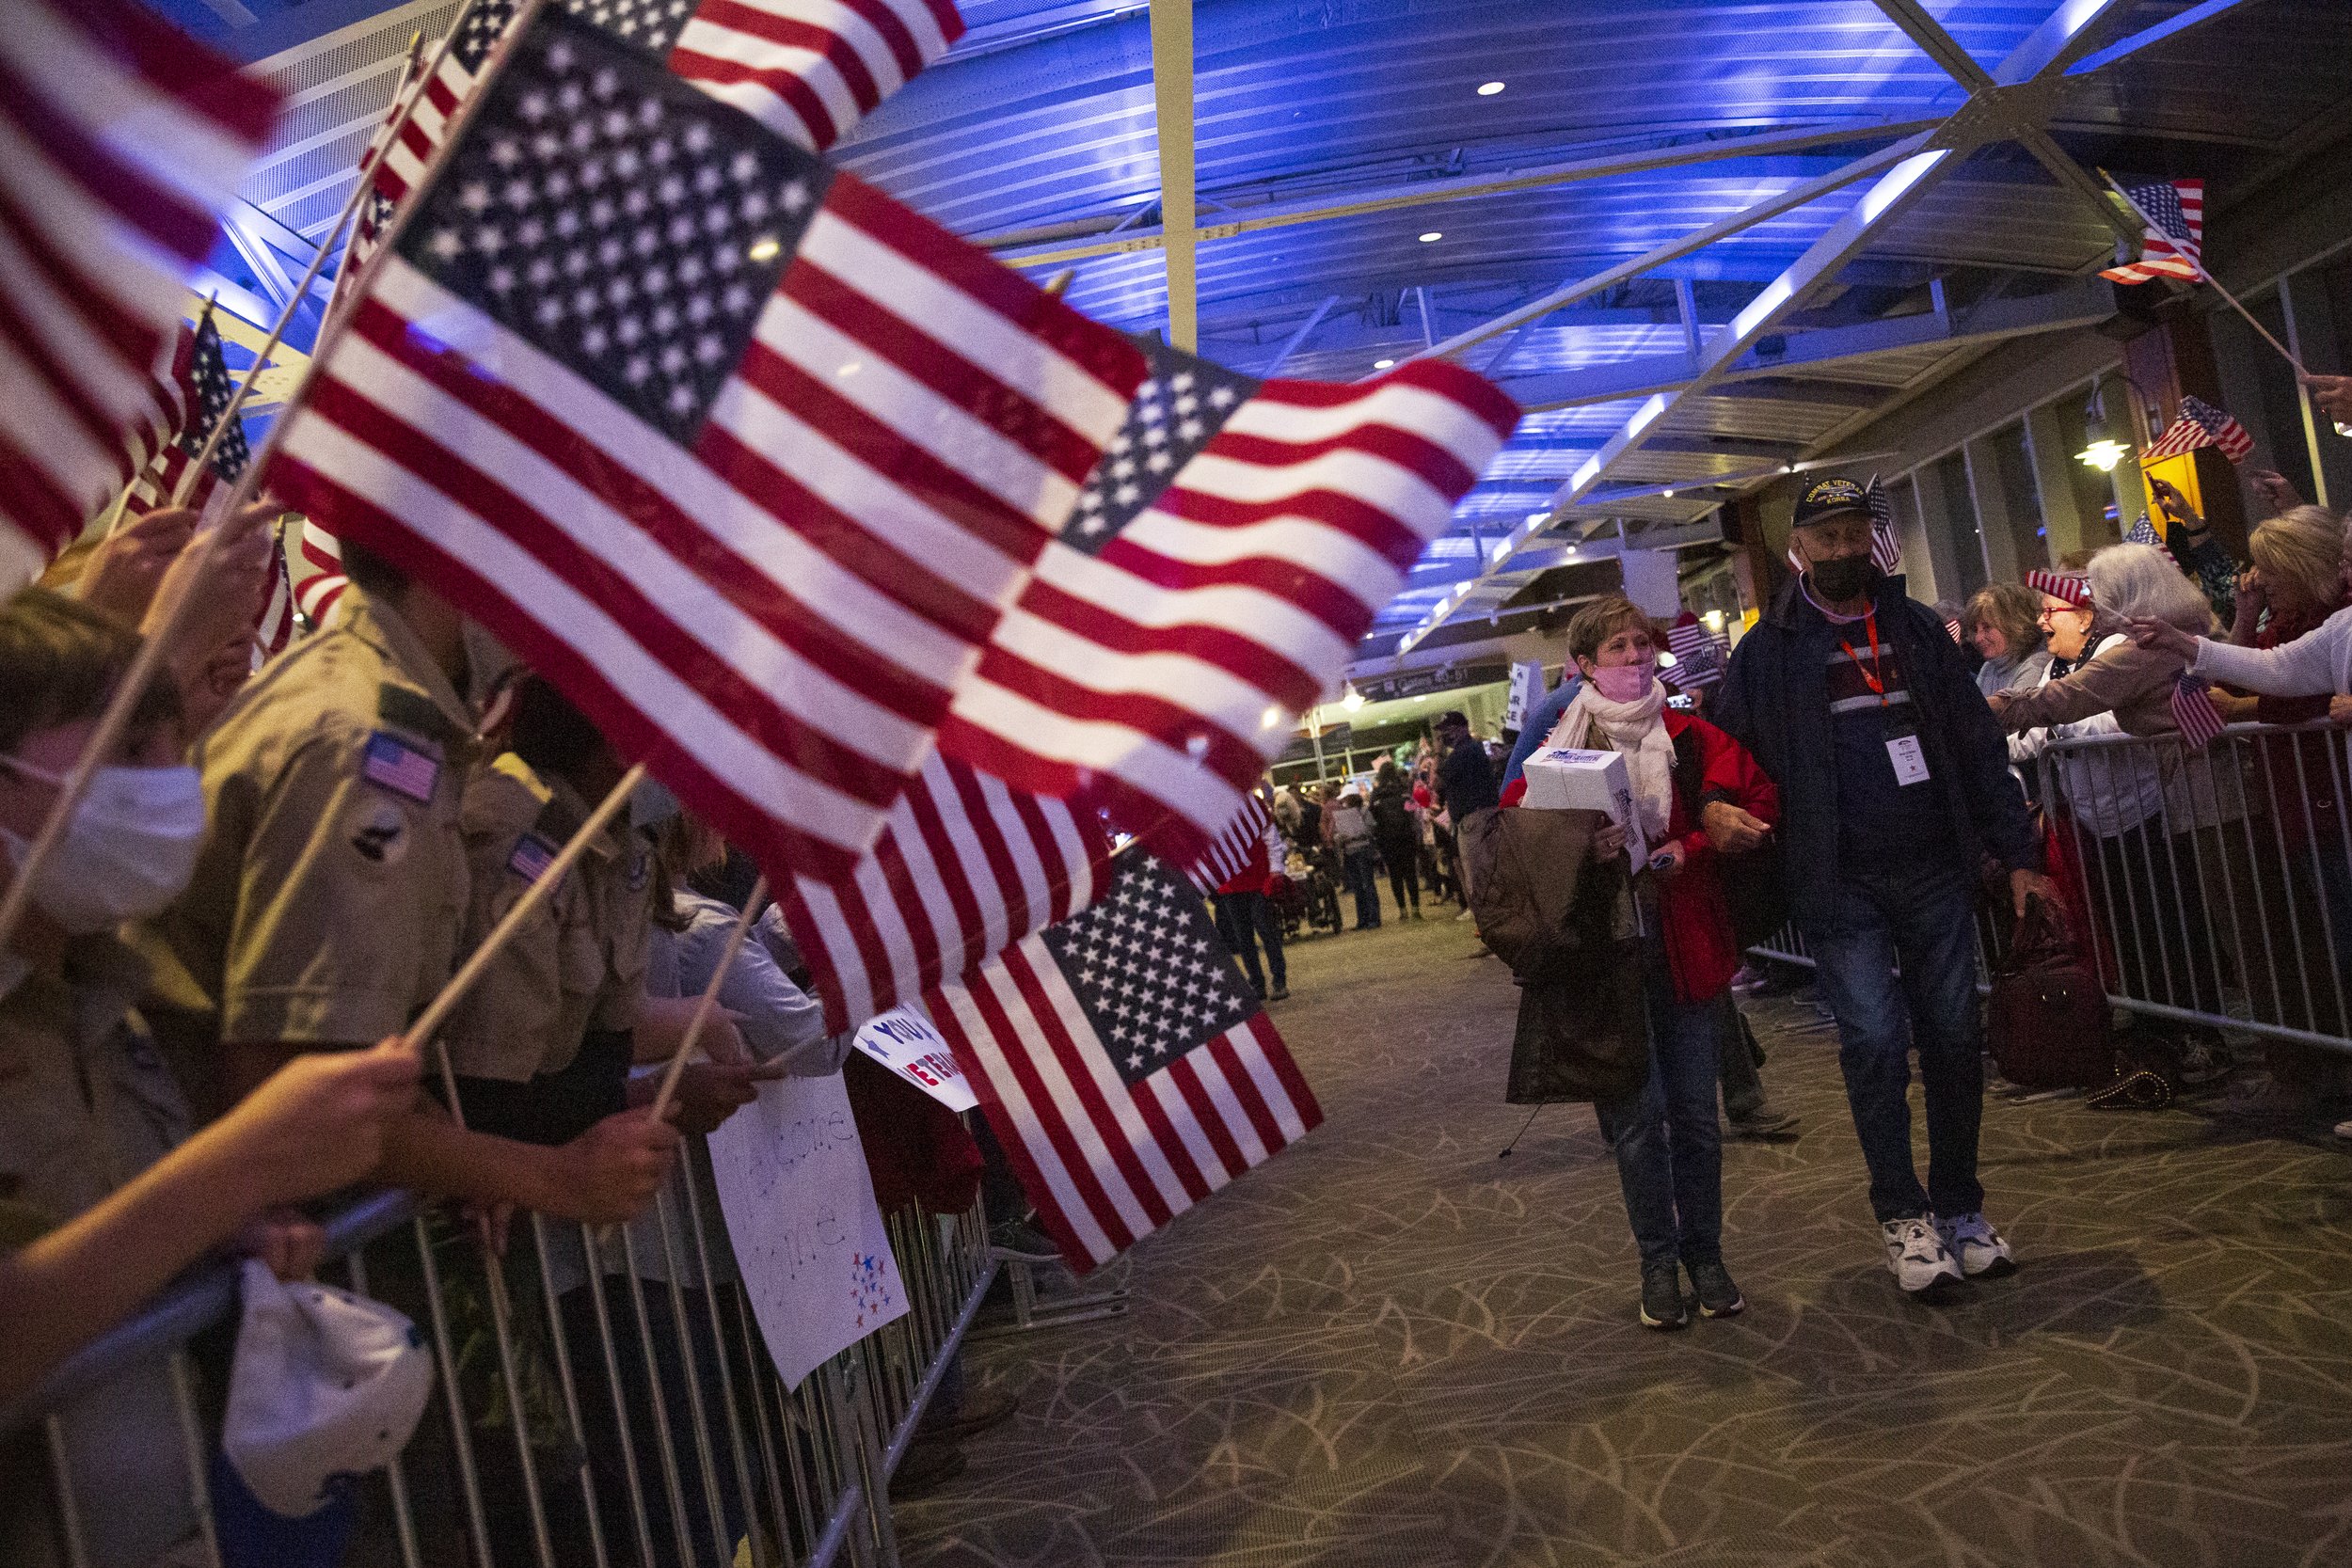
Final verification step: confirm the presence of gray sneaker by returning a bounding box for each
[1638,1260,1688,1331]
[1687,1259,1745,1319]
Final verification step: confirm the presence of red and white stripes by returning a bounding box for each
[781,749,1109,1034]
[0,0,280,587]
[941,361,1518,860]
[927,946,1317,1271]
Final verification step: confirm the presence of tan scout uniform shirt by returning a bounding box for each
[442,756,648,1083]
[0,946,201,1568]
[138,590,473,1088]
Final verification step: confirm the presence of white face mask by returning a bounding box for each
[1,757,207,933]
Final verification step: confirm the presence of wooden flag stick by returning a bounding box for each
[405,764,646,1077]
[0,0,540,961]
[2100,169,2307,378]
[169,4,483,507]
[645,875,770,1122]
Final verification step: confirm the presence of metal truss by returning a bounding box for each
[1392,0,2263,655]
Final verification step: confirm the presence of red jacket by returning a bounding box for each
[1501,710,1778,1004]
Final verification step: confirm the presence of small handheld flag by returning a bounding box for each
[2122,515,2178,565]
[2142,396,2254,465]
[2170,673,2227,751]
[2099,180,2202,285]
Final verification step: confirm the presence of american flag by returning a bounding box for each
[1865,473,1901,574]
[926,852,1321,1271]
[266,8,1143,882]
[2122,513,2178,564]
[328,0,960,318]
[2170,673,2227,750]
[0,0,282,590]
[126,308,251,518]
[2142,395,2253,465]
[1664,611,1726,689]
[936,338,1518,863]
[1943,617,1963,645]
[290,517,352,628]
[323,31,428,325]
[2099,179,2203,285]
[1182,789,1278,893]
[252,525,294,665]
[2026,568,2090,607]
[778,750,1110,1035]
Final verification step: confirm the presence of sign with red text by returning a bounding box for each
[851,1007,979,1113]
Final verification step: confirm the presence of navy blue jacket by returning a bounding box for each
[1502,675,1582,787]
[1437,734,1501,819]
[1711,574,2039,927]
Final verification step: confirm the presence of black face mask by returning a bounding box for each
[1807,554,1877,603]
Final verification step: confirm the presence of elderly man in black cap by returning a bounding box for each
[1714,477,2055,1302]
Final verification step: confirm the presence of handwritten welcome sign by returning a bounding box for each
[707,1072,908,1387]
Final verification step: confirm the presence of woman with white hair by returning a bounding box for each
[1990,544,2262,1072]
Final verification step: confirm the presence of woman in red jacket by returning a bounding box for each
[1502,594,1780,1331]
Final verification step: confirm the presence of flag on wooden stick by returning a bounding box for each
[937,337,1518,863]
[2142,395,2253,465]
[0,0,284,589]
[266,8,1142,882]
[926,851,1321,1271]
[2098,179,2202,285]
[779,751,1111,1035]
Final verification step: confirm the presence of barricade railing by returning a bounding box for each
[1740,719,2352,1058]
[2030,718,2352,1054]
[8,1134,999,1568]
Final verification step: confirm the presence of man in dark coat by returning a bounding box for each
[1713,476,2054,1303]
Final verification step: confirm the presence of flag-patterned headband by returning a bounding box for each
[2026,569,2091,608]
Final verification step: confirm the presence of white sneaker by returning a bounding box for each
[1937,1212,2016,1279]
[1883,1218,1963,1300]
[2335,1117,2352,1142]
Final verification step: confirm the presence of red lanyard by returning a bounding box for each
[1837,612,1889,703]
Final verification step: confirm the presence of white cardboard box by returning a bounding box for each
[1519,747,1649,863]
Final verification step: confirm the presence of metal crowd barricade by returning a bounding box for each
[9,1137,1001,1568]
[2029,719,2352,1053]
[1740,719,2352,1058]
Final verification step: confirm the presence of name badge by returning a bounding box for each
[1886,734,1931,786]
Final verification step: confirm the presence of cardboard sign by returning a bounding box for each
[1502,660,1545,733]
[851,1007,978,1113]
[707,1072,909,1388]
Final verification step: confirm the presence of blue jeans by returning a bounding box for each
[1213,889,1287,992]
[1342,845,1381,927]
[1804,864,1985,1224]
[1595,963,1729,1269]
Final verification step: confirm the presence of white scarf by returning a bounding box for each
[1547,677,1675,842]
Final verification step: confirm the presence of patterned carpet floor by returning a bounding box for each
[898,905,2352,1567]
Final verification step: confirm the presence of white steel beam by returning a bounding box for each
[2064,0,2265,76]
[1407,133,1932,364]
[985,119,1940,266]
[1147,0,1197,351]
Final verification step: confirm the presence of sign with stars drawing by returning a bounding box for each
[706,1069,907,1388]
[925,850,1325,1272]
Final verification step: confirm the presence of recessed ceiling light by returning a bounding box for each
[1373,357,1395,369]
[1418,230,1443,244]
[1476,81,1505,96]
[1661,488,1675,499]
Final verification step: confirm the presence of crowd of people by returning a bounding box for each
[9,431,2352,1542]
[1430,463,2352,1323]
[0,513,1033,1564]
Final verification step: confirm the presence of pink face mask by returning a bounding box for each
[1588,659,1656,702]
